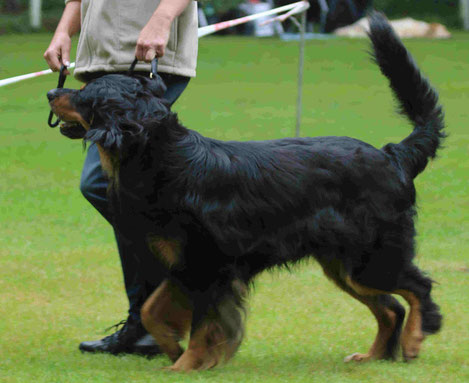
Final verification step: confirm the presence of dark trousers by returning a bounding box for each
[79,73,190,320]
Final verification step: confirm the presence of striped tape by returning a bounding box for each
[0,1,309,87]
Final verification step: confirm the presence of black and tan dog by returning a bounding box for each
[48,13,444,372]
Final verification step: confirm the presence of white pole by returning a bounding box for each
[461,0,469,30]
[295,10,306,138]
[30,0,42,29]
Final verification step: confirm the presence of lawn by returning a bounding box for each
[0,32,468,382]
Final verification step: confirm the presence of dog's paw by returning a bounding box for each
[162,365,181,372]
[402,331,424,362]
[344,352,372,363]
[163,364,195,373]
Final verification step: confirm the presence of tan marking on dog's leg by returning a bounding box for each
[141,280,192,362]
[169,321,227,372]
[169,281,247,372]
[147,236,181,268]
[345,275,387,296]
[342,276,397,362]
[344,304,397,362]
[395,289,425,361]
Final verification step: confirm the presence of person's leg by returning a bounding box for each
[160,73,191,106]
[79,147,159,321]
[79,73,190,355]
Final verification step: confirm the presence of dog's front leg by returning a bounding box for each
[169,280,247,372]
[140,280,192,363]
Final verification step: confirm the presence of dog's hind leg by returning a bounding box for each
[332,262,441,362]
[343,293,405,362]
[393,264,442,361]
[320,265,405,362]
[169,280,247,372]
[140,280,192,363]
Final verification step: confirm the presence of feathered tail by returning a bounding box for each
[368,11,446,179]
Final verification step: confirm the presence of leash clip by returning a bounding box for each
[150,57,158,79]
[48,64,68,128]
[129,57,159,79]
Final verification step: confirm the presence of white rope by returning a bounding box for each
[198,1,309,37]
[0,62,75,87]
[0,1,309,88]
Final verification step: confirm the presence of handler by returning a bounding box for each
[44,0,198,356]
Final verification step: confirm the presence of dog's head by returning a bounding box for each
[47,74,169,151]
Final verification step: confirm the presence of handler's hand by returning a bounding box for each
[44,32,72,74]
[135,15,172,62]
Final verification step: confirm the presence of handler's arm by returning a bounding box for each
[43,0,81,73]
[135,0,192,62]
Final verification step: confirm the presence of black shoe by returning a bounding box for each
[79,317,161,357]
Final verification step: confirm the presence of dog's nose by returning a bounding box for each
[47,88,59,101]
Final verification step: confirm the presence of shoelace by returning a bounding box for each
[104,319,128,335]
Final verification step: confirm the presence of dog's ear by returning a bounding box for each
[84,120,123,151]
[85,117,147,152]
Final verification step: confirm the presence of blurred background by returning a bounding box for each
[1,2,468,382]
[0,0,467,35]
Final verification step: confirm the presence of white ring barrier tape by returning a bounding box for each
[0,63,76,87]
[0,1,309,88]
[198,1,309,37]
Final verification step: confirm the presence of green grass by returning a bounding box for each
[1,33,468,382]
